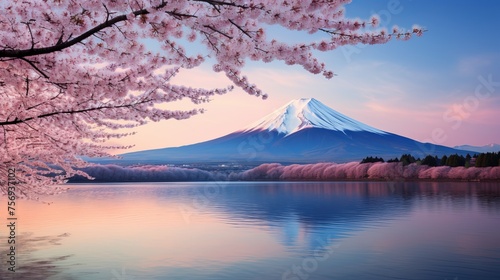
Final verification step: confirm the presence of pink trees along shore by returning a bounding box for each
[68,162,500,182]
[231,162,500,181]
[0,1,423,198]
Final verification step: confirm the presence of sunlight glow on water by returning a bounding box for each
[1,181,499,280]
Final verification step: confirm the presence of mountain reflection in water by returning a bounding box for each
[1,181,499,280]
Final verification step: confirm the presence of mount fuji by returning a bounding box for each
[105,98,473,165]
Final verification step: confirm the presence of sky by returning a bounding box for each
[116,0,500,153]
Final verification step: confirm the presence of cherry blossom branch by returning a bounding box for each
[193,0,249,9]
[0,0,254,59]
[0,97,172,127]
[19,57,49,79]
[0,4,167,58]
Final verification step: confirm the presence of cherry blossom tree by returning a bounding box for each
[0,0,423,198]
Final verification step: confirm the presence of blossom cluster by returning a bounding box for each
[0,0,422,197]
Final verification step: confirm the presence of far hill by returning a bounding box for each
[454,144,500,154]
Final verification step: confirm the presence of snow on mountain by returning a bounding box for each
[454,144,500,153]
[241,98,386,135]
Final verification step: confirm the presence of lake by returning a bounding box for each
[2,181,500,280]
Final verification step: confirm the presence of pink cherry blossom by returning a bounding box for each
[0,0,422,198]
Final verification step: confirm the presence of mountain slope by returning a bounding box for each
[454,144,500,153]
[100,98,474,165]
[242,98,386,135]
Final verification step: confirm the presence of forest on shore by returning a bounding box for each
[69,152,500,183]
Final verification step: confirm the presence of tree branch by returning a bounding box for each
[0,0,251,59]
[19,57,50,79]
[228,19,251,38]
[193,0,248,9]
[0,4,166,58]
[203,24,232,39]
[0,99,152,126]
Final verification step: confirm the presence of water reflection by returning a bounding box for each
[3,181,499,280]
[160,182,500,232]
[0,233,74,280]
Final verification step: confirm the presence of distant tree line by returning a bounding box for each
[475,152,500,167]
[360,151,500,168]
[360,156,385,164]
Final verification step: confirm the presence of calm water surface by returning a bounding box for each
[1,181,499,280]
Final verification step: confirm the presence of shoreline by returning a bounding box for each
[64,161,500,183]
[67,177,500,183]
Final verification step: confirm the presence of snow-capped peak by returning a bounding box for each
[242,98,386,135]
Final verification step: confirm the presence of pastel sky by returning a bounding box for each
[116,0,500,153]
